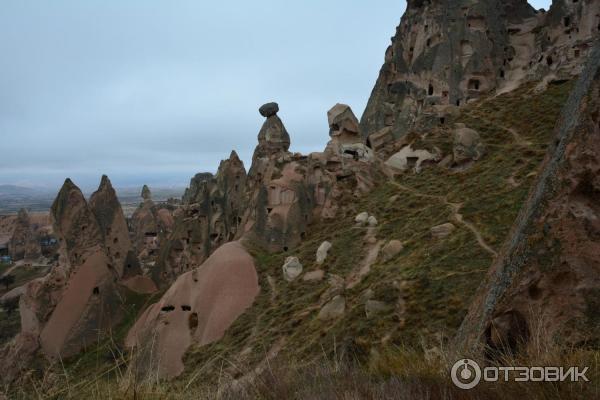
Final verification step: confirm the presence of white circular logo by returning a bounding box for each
[451,359,482,389]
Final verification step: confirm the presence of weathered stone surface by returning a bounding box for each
[453,124,485,164]
[431,223,456,239]
[318,295,345,320]
[282,256,303,282]
[316,241,332,265]
[381,240,404,261]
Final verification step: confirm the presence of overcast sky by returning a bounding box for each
[0,1,552,190]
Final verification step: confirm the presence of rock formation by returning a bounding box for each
[0,176,154,380]
[126,241,259,379]
[361,0,600,155]
[152,151,247,285]
[130,184,175,275]
[458,41,600,355]
[8,209,41,261]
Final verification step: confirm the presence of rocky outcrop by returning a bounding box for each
[0,176,153,380]
[1,179,123,381]
[458,41,600,355]
[126,241,259,379]
[360,0,600,154]
[152,151,247,285]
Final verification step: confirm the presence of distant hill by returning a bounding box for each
[0,185,43,196]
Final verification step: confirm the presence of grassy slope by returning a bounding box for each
[177,81,574,383]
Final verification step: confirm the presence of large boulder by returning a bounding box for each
[453,124,485,164]
[381,240,404,261]
[316,241,332,265]
[282,256,303,282]
[254,102,290,158]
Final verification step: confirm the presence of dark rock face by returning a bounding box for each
[360,0,600,154]
[259,102,279,118]
[458,41,600,354]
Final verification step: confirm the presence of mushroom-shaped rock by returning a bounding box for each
[381,240,404,261]
[316,241,332,265]
[125,241,259,379]
[254,102,290,157]
[282,256,303,282]
[453,124,485,164]
[355,212,369,225]
[259,102,279,118]
[430,223,456,239]
[318,295,346,320]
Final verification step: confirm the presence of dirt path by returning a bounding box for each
[389,181,498,258]
[346,228,384,289]
[470,113,532,147]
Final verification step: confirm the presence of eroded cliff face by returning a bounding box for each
[458,41,600,356]
[361,0,600,156]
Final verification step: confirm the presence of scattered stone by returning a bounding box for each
[365,235,377,245]
[318,295,346,320]
[303,269,325,282]
[431,223,456,239]
[282,256,303,282]
[355,212,369,225]
[381,240,404,261]
[365,300,390,318]
[367,215,378,227]
[259,102,279,118]
[316,241,332,264]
